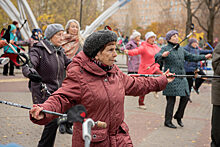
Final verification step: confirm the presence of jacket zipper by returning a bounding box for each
[56,51,60,88]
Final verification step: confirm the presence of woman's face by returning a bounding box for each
[134,36,141,42]
[68,22,78,35]
[95,42,117,66]
[147,36,156,45]
[50,31,64,46]
[191,41,199,48]
[169,34,179,44]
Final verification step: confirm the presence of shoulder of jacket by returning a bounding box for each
[67,62,81,75]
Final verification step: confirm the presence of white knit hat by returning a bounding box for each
[130,30,141,40]
[145,31,156,41]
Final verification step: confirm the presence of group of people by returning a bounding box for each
[1,18,219,147]
[123,29,212,129]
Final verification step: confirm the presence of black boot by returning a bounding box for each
[176,118,184,127]
[59,124,66,134]
[164,122,177,129]
[65,123,73,134]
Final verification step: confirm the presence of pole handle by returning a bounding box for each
[95,121,107,128]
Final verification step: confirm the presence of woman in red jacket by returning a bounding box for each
[124,31,162,110]
[29,30,174,147]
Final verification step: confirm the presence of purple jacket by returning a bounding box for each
[125,40,140,72]
[22,40,71,104]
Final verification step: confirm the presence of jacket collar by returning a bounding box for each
[35,40,62,54]
[142,41,156,47]
[73,51,118,76]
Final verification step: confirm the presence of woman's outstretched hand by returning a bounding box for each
[29,104,45,120]
[164,69,175,83]
[124,49,128,54]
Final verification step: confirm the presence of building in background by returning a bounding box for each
[109,0,191,36]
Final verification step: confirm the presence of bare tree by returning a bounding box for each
[182,0,204,36]
[192,0,220,45]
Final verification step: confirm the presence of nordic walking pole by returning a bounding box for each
[0,100,65,117]
[129,74,220,79]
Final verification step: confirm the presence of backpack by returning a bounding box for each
[0,28,6,38]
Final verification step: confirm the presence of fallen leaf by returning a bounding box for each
[17,132,23,135]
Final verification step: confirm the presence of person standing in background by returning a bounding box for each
[184,38,212,95]
[122,30,141,74]
[211,42,220,147]
[62,19,84,59]
[124,31,162,110]
[157,37,165,48]
[2,24,18,76]
[22,24,72,147]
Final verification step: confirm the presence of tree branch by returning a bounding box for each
[192,13,208,32]
[215,4,220,15]
[183,0,188,7]
[192,0,204,14]
[214,0,220,8]
[205,0,212,11]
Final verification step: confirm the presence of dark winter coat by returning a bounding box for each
[31,51,168,147]
[184,45,212,72]
[212,43,220,105]
[22,39,71,104]
[155,42,206,96]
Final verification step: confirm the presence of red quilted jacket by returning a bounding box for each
[31,51,168,147]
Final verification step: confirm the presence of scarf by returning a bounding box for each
[91,59,113,71]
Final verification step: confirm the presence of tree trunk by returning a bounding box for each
[186,0,192,37]
[207,8,215,46]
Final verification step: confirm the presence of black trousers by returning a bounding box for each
[38,118,58,147]
[165,96,189,124]
[3,60,15,75]
[211,105,220,147]
[186,69,205,93]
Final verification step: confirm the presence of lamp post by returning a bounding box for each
[80,0,83,27]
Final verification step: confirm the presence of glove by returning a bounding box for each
[28,72,42,83]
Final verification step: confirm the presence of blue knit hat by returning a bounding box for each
[166,30,178,41]
[188,38,198,46]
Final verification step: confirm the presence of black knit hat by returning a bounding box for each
[83,30,117,58]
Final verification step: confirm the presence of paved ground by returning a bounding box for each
[0,55,213,147]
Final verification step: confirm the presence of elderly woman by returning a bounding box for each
[22,24,72,147]
[122,30,141,74]
[155,30,212,129]
[29,30,174,147]
[124,31,162,109]
[62,19,84,59]
[184,38,212,95]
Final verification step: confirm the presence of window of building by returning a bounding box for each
[170,0,173,6]
[170,8,172,12]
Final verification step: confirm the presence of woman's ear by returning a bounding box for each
[95,52,100,60]
[95,55,99,60]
